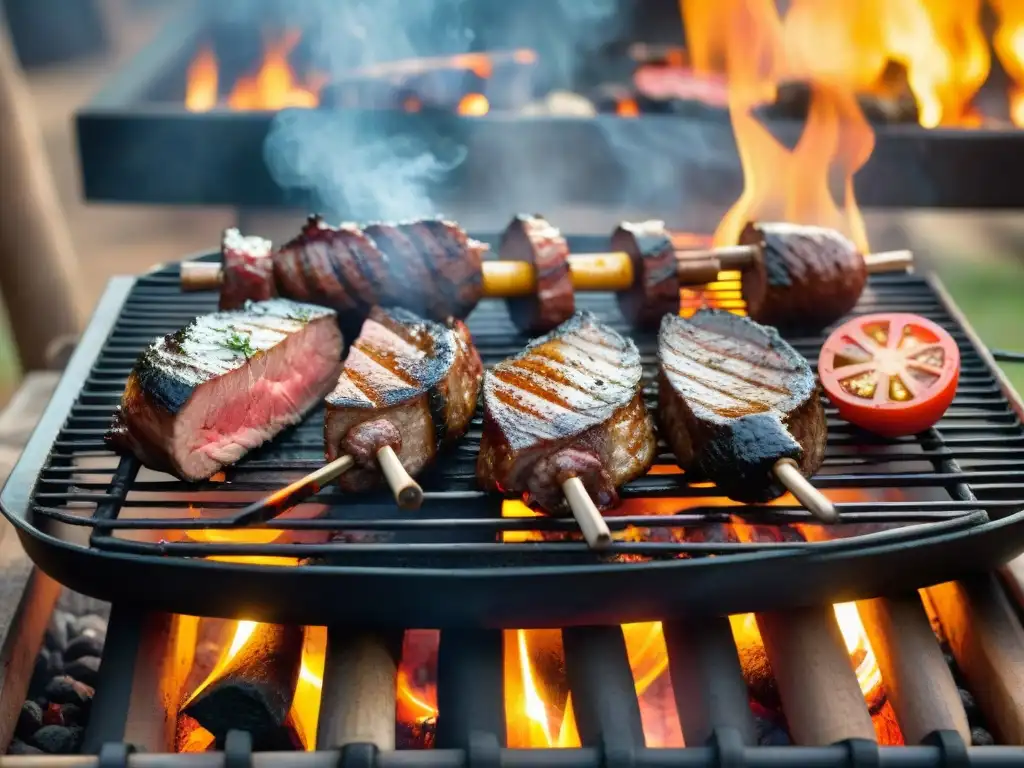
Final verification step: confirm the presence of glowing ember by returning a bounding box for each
[457,93,491,116]
[185,31,323,112]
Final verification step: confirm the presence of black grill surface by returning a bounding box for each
[4,236,1024,627]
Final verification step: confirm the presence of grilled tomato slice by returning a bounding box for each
[818,313,960,437]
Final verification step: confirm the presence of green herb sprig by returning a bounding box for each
[225,330,255,358]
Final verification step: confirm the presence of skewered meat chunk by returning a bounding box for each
[324,306,483,493]
[477,311,657,514]
[272,215,486,328]
[657,309,826,502]
[611,221,682,328]
[219,229,276,310]
[108,299,342,481]
[499,214,574,332]
[740,222,867,329]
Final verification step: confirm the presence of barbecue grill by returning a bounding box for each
[3,233,1024,631]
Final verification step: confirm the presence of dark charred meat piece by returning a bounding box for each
[740,222,867,329]
[108,299,343,481]
[611,221,681,329]
[499,214,574,333]
[365,218,486,321]
[220,229,276,310]
[657,309,826,503]
[477,311,657,515]
[324,306,483,493]
[274,215,388,319]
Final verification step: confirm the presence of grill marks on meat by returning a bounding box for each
[740,221,867,329]
[477,311,656,514]
[325,307,483,493]
[499,214,574,333]
[270,215,484,327]
[657,309,826,503]
[108,299,343,481]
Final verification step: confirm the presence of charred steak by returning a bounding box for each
[657,309,826,502]
[109,299,343,481]
[324,306,483,493]
[477,311,657,514]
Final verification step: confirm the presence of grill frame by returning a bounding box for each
[4,238,1024,628]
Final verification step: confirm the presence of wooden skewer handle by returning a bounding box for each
[377,445,424,510]
[772,458,838,524]
[230,454,356,525]
[180,261,224,291]
[863,249,913,273]
[561,476,612,550]
[316,630,399,749]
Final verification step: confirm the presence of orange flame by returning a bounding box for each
[457,93,491,116]
[185,31,323,112]
[713,0,873,251]
[991,0,1024,126]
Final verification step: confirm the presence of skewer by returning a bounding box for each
[561,476,613,550]
[679,245,914,275]
[230,448,422,526]
[772,458,838,524]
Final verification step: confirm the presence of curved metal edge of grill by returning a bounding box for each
[3,245,1024,628]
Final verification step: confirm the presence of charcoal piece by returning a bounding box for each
[755,716,791,746]
[8,739,42,755]
[16,700,43,740]
[971,727,995,746]
[44,676,94,708]
[64,634,104,662]
[182,624,304,752]
[31,724,83,754]
[60,703,84,727]
[70,614,108,640]
[959,688,978,719]
[64,656,101,687]
[42,702,64,726]
[765,80,919,126]
[45,611,70,652]
[46,650,64,676]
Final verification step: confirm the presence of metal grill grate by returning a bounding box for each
[4,235,1024,626]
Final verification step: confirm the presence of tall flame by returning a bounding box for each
[713,0,873,250]
[991,0,1024,126]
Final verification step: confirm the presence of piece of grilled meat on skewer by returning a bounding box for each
[108,299,343,481]
[477,311,657,548]
[657,309,835,521]
[324,306,483,502]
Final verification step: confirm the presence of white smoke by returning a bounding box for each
[261,0,628,222]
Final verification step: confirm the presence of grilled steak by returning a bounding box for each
[220,228,276,310]
[477,311,656,514]
[324,306,483,493]
[109,299,343,481]
[268,215,486,328]
[740,221,867,330]
[657,309,826,502]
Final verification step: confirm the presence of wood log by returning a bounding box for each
[182,623,304,751]
[926,576,1024,744]
[0,18,83,371]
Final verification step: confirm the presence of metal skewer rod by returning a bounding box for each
[772,458,839,524]
[561,476,613,550]
[229,447,423,526]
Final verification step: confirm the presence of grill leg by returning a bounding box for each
[435,629,505,749]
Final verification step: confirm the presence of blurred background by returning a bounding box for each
[2,0,1024,407]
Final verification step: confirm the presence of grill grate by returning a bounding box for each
[4,235,1024,626]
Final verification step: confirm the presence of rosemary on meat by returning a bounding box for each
[290,307,312,324]
[225,330,255,358]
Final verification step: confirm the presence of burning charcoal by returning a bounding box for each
[64,656,101,687]
[64,634,103,663]
[31,724,83,754]
[8,740,42,755]
[16,700,43,740]
[44,676,94,709]
[764,80,919,126]
[397,717,437,750]
[42,702,64,727]
[971,727,995,746]
[182,624,304,751]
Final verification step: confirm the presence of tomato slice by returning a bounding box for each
[818,313,960,437]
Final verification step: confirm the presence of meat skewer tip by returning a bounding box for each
[771,458,838,524]
[561,476,613,550]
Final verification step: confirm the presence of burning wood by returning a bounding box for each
[181,623,305,751]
